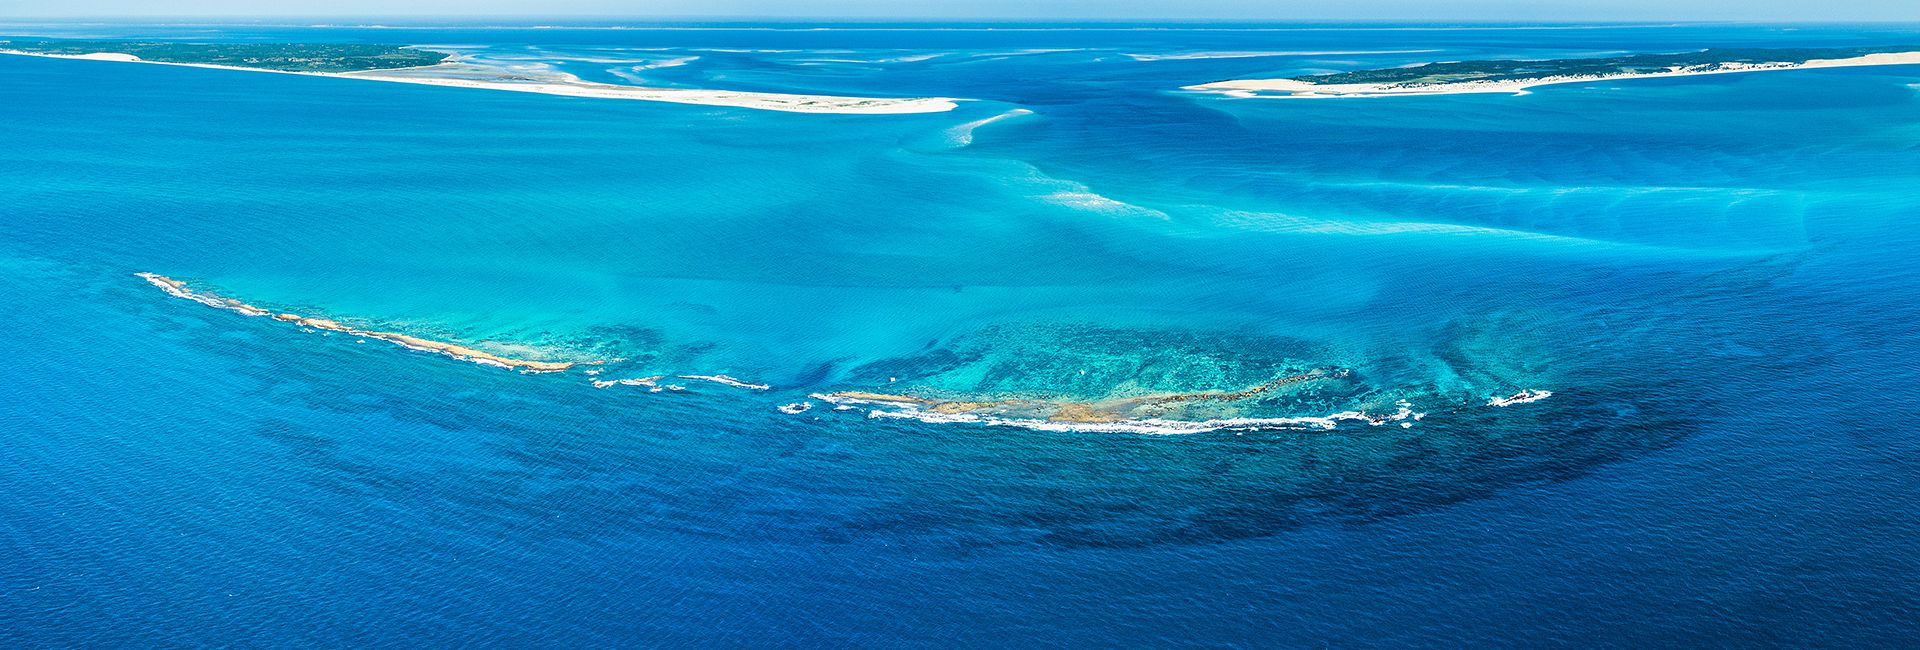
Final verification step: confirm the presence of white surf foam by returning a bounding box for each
[1488,389,1552,407]
[679,374,772,390]
[1041,189,1168,219]
[592,376,660,389]
[944,108,1034,146]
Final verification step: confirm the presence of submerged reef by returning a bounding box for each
[808,324,1454,433]
[136,273,590,372]
[820,367,1361,424]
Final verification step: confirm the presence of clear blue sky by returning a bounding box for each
[0,0,1916,22]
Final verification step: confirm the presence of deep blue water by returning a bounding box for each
[4,22,1920,646]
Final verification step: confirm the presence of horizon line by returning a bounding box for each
[7,16,1920,26]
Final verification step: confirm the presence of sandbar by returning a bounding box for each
[1,49,961,114]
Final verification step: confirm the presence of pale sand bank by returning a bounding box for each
[1186,51,1920,98]
[0,49,961,114]
[136,273,594,372]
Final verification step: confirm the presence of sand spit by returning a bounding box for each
[1186,51,1920,98]
[0,49,961,114]
[343,66,962,114]
[135,273,588,372]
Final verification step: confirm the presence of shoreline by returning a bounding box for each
[0,49,961,114]
[1184,50,1920,98]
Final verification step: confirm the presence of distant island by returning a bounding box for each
[0,38,960,114]
[0,39,447,72]
[1186,46,1920,98]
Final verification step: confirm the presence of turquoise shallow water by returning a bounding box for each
[4,22,1920,646]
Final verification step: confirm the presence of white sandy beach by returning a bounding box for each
[0,49,961,114]
[1185,50,1920,98]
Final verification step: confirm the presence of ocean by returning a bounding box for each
[3,21,1920,646]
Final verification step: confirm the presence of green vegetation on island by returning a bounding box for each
[1294,46,1920,87]
[0,39,448,72]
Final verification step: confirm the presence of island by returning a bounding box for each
[0,38,961,114]
[1185,46,1920,98]
[0,39,447,72]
